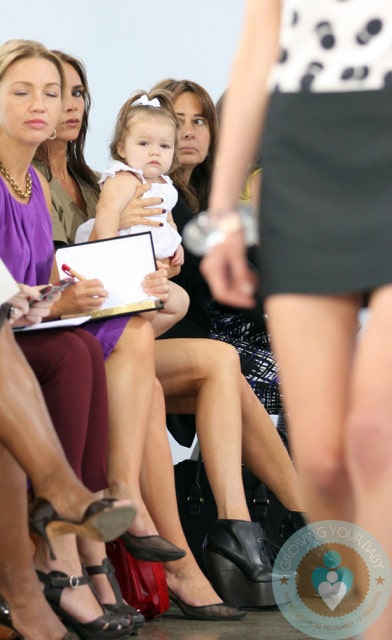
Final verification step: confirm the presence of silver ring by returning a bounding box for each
[9,306,17,318]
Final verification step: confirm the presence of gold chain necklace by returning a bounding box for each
[0,160,32,199]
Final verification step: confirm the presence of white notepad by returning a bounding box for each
[0,258,20,305]
[13,316,92,331]
[56,232,162,320]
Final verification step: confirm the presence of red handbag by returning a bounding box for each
[106,538,169,619]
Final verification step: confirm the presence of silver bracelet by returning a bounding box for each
[182,206,258,256]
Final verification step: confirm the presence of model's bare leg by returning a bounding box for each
[265,294,358,524]
[344,287,392,640]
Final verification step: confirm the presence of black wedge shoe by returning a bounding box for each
[203,519,275,608]
[120,531,185,562]
[30,497,136,560]
[0,595,79,640]
[36,569,133,640]
[85,558,145,634]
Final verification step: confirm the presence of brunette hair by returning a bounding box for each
[109,89,179,171]
[152,78,218,213]
[0,39,65,92]
[35,49,98,191]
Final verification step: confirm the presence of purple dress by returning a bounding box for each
[0,167,128,358]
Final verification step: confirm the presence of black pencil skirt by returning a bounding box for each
[259,89,392,298]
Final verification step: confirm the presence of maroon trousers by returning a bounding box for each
[16,328,108,492]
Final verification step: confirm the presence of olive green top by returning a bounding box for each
[34,160,99,245]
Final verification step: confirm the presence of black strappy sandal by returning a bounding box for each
[85,558,144,634]
[36,569,132,640]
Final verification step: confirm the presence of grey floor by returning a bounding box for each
[138,604,310,640]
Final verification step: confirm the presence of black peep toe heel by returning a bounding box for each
[203,519,276,608]
[85,558,145,633]
[29,497,136,559]
[0,596,79,640]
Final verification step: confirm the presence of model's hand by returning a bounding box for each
[200,228,257,308]
[119,183,164,229]
[50,279,108,316]
[142,263,170,303]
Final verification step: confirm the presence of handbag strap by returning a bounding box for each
[186,453,204,516]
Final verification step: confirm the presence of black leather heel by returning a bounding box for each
[30,497,136,560]
[203,519,275,608]
[204,547,275,608]
[120,531,185,562]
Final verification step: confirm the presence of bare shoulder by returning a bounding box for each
[97,170,141,214]
[101,170,140,194]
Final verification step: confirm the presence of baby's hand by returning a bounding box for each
[170,244,185,266]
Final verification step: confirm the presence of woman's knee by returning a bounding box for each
[74,328,105,366]
[118,316,155,358]
[207,339,241,373]
[345,406,392,478]
[297,447,347,501]
[18,331,93,383]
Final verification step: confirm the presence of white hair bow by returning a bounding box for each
[132,94,160,108]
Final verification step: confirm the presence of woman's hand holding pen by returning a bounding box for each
[50,278,108,317]
[8,284,60,327]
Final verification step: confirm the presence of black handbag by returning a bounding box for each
[174,454,290,575]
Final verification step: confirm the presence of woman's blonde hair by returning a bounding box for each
[110,89,179,172]
[0,39,64,94]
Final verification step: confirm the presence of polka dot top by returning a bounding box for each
[268,0,392,92]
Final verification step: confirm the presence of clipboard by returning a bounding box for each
[56,232,163,320]
[0,258,20,305]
